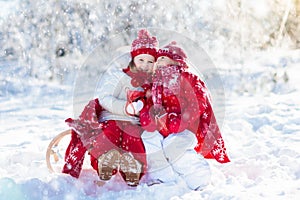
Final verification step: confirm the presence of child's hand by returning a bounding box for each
[125,100,144,116]
[127,90,145,102]
[155,112,169,137]
[145,89,152,99]
[153,104,164,115]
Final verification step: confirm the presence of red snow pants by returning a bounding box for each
[62,98,146,179]
[62,121,146,178]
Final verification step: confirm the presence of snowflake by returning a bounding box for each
[212,137,227,162]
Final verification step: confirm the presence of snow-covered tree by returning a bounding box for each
[0,0,299,82]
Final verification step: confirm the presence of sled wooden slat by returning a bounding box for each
[46,130,71,173]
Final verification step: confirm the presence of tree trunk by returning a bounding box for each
[295,0,300,16]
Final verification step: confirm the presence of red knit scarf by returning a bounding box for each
[152,65,182,107]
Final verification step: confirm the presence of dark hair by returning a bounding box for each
[128,59,138,72]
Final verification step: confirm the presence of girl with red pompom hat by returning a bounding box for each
[62,29,158,187]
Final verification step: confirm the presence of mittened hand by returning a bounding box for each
[125,100,144,116]
[153,104,164,115]
[167,113,181,133]
[127,90,145,102]
[155,113,170,137]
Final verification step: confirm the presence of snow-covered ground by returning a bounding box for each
[1,0,300,199]
[0,48,299,199]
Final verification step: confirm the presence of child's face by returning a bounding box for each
[133,54,155,73]
[156,56,178,68]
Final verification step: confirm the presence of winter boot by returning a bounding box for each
[120,153,143,187]
[98,149,121,180]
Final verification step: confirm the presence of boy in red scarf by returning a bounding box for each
[138,41,230,190]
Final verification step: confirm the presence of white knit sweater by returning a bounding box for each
[97,67,143,123]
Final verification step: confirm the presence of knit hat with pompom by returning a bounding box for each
[157,41,187,67]
[131,29,158,59]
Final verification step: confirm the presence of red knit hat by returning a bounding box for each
[157,41,187,67]
[131,29,158,58]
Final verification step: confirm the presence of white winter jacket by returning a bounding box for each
[97,67,143,123]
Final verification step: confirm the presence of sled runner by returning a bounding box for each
[46,129,71,173]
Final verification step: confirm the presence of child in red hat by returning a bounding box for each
[62,29,158,187]
[139,41,230,190]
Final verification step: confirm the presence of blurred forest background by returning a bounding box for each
[0,0,299,83]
